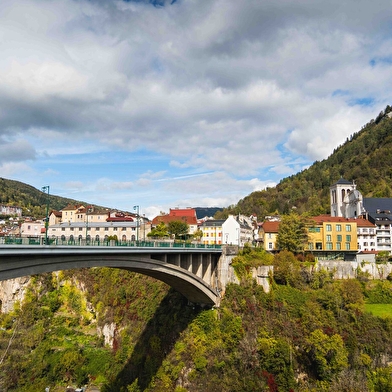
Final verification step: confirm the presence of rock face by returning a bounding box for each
[0,277,30,313]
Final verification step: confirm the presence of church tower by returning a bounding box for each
[330,178,356,217]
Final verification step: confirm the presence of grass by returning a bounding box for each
[365,303,392,319]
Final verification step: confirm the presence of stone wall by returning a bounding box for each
[316,260,392,280]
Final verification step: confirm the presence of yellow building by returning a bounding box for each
[307,215,358,254]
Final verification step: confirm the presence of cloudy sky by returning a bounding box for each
[1,0,392,218]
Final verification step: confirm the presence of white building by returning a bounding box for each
[200,215,255,247]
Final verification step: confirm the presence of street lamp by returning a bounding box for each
[85,206,92,244]
[41,186,50,245]
[133,205,139,243]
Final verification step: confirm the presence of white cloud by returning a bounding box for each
[1,0,392,212]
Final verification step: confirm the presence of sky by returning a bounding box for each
[1,0,392,218]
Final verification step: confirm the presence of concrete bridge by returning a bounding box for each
[0,245,228,307]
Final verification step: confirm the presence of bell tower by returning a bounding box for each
[330,178,356,217]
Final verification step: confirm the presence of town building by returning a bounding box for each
[330,178,392,253]
[307,215,358,260]
[151,208,199,235]
[0,205,22,217]
[47,205,150,243]
[198,215,255,246]
[20,219,45,239]
[259,220,279,251]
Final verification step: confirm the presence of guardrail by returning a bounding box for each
[0,237,222,249]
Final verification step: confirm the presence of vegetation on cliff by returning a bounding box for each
[0,255,391,391]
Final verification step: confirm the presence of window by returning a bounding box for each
[308,242,314,250]
[326,234,332,242]
[268,242,273,249]
[96,227,100,231]
[105,227,109,231]
[336,224,341,232]
[336,242,341,250]
[345,243,351,250]
[79,227,83,231]
[113,227,117,231]
[122,227,126,231]
[316,242,322,249]
[309,227,320,232]
[268,233,272,238]
[62,227,65,231]
[346,225,351,232]
[326,242,333,250]
[337,235,342,242]
[346,235,351,242]
[326,224,332,231]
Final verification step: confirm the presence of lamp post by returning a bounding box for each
[133,205,139,243]
[41,186,50,244]
[85,206,92,244]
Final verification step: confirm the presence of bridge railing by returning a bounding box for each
[0,237,222,250]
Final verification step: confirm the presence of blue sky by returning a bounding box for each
[1,0,392,218]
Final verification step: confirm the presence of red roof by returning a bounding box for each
[169,208,197,217]
[261,221,280,233]
[152,214,198,226]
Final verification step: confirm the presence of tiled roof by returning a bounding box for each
[152,214,198,225]
[261,221,280,232]
[310,215,360,224]
[169,208,197,217]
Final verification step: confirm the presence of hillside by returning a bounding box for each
[0,178,94,218]
[216,105,392,219]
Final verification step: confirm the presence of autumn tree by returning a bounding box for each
[167,220,189,239]
[147,222,169,238]
[276,212,309,253]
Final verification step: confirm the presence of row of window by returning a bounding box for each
[326,234,351,242]
[325,224,352,232]
[53,227,136,232]
[57,234,136,241]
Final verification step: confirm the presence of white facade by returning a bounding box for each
[48,221,150,243]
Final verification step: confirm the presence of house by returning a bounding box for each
[20,219,45,239]
[151,208,199,235]
[47,205,151,243]
[199,219,225,245]
[307,215,358,260]
[259,220,280,251]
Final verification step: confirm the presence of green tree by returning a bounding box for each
[147,222,169,238]
[305,329,348,381]
[167,220,189,239]
[276,212,309,253]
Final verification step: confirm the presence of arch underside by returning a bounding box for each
[0,254,219,306]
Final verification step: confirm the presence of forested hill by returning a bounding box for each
[217,105,392,219]
[0,177,87,218]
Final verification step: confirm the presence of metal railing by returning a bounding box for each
[0,237,222,249]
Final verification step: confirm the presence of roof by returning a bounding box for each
[152,214,198,226]
[363,198,392,214]
[354,218,376,227]
[199,220,225,227]
[332,178,353,185]
[169,208,197,217]
[310,215,360,224]
[261,221,280,233]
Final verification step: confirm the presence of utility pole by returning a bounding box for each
[41,186,50,244]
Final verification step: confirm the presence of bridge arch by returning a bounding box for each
[0,247,220,306]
